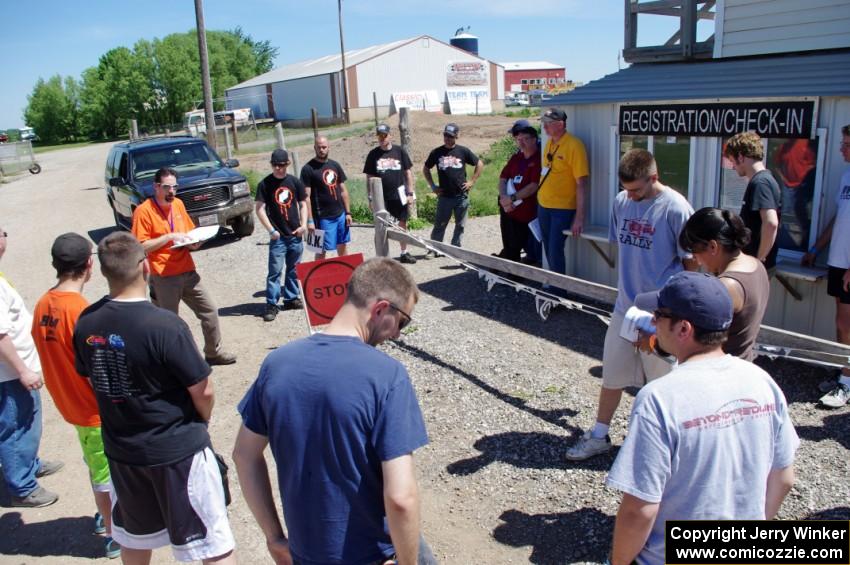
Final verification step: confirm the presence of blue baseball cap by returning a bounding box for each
[634,271,733,332]
[509,119,530,135]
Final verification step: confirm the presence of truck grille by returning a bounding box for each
[178,185,231,213]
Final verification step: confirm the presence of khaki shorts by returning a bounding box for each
[602,311,673,389]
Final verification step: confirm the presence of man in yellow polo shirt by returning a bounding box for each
[131,167,235,365]
[538,108,590,275]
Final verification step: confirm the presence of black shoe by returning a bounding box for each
[35,460,64,478]
[399,252,417,264]
[263,304,278,322]
[283,298,304,310]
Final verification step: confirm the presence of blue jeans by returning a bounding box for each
[430,194,470,247]
[537,205,576,275]
[266,236,303,305]
[0,380,43,497]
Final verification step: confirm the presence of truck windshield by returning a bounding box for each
[132,144,222,179]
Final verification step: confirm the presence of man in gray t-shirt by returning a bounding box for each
[606,272,798,565]
[566,149,696,461]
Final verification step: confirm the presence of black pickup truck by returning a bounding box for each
[105,136,254,236]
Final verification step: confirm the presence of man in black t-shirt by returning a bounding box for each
[301,136,352,260]
[74,232,235,564]
[725,131,782,272]
[256,149,308,322]
[422,123,483,252]
[364,123,417,264]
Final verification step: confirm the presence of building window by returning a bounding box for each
[719,131,825,255]
[617,134,691,200]
[549,78,556,84]
[521,79,528,85]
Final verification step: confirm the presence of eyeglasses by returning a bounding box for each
[840,143,850,149]
[272,163,288,168]
[381,298,412,331]
[158,183,178,191]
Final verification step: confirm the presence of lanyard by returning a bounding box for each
[152,199,174,232]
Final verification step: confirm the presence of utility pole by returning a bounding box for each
[194,0,217,150]
[338,0,350,124]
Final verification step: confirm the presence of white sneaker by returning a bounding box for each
[819,383,850,408]
[565,430,612,461]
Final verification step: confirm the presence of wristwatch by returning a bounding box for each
[510,194,517,202]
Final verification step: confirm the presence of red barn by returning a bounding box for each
[502,61,566,93]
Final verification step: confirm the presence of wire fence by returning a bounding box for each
[0,141,40,179]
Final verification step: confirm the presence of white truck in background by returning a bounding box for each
[183,108,252,137]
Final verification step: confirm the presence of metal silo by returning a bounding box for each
[450,28,479,56]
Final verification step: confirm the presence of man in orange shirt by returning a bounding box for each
[32,233,119,559]
[131,167,235,365]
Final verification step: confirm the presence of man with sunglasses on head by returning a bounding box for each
[365,123,416,263]
[606,272,797,565]
[538,108,589,276]
[233,257,436,565]
[566,149,696,461]
[422,123,483,255]
[131,167,236,365]
[257,149,308,322]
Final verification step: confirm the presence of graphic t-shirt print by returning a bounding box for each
[438,155,464,171]
[85,332,140,399]
[275,186,294,220]
[619,218,656,250]
[322,168,339,199]
[377,157,402,173]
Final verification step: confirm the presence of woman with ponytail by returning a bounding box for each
[679,207,769,360]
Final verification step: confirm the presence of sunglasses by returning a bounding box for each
[272,163,288,168]
[654,309,675,320]
[382,298,412,331]
[0,232,6,238]
[158,183,179,191]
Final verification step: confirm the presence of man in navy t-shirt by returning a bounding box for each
[233,257,435,565]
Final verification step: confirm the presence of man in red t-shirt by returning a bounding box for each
[131,167,235,365]
[497,125,542,263]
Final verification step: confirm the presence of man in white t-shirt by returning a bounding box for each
[802,123,850,407]
[0,227,63,507]
[605,271,798,565]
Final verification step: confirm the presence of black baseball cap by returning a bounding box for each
[634,271,733,332]
[376,123,391,135]
[443,123,460,137]
[541,108,567,123]
[51,233,93,272]
[270,149,289,164]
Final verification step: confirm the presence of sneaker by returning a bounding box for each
[819,383,850,408]
[11,486,59,508]
[104,537,121,559]
[282,298,304,310]
[262,304,278,322]
[565,430,612,461]
[424,250,443,260]
[399,252,417,264]
[94,512,106,535]
[35,460,64,478]
[205,351,237,366]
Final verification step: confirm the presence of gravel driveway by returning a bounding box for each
[0,142,846,564]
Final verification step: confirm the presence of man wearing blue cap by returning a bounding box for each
[605,271,798,565]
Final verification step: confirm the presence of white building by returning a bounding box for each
[547,0,850,341]
[225,35,505,124]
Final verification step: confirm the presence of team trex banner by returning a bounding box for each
[619,101,816,139]
[665,520,849,565]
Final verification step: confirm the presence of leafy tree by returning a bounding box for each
[23,75,76,143]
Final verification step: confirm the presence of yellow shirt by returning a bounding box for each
[538,133,589,210]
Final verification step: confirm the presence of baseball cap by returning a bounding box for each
[541,108,567,123]
[51,232,93,272]
[443,123,460,137]
[634,271,733,332]
[509,119,531,135]
[376,123,391,135]
[518,125,538,138]
[270,149,289,164]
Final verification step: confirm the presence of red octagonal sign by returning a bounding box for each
[296,253,364,326]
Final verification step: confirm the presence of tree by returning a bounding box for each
[23,75,76,143]
[230,26,278,75]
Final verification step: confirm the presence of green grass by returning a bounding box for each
[32,140,94,154]
[233,124,374,157]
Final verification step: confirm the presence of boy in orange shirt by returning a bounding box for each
[32,233,119,559]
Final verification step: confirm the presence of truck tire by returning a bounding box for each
[232,213,254,237]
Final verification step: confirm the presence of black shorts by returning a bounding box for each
[385,199,409,222]
[827,267,850,304]
[108,447,234,561]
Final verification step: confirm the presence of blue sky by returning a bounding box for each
[0,0,691,129]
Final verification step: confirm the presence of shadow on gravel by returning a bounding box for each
[394,342,579,431]
[805,506,850,519]
[417,271,607,360]
[794,412,850,450]
[446,431,618,475]
[492,507,613,564]
[0,512,103,558]
[219,302,266,318]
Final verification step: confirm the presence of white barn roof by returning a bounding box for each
[501,61,563,71]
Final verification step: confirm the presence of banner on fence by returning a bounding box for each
[391,91,441,112]
[446,87,491,115]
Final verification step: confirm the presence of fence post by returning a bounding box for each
[230,120,239,151]
[224,127,233,160]
[373,91,378,127]
[370,177,389,257]
[311,108,319,139]
[130,119,139,140]
[274,122,286,149]
[398,108,417,219]
[290,150,301,177]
